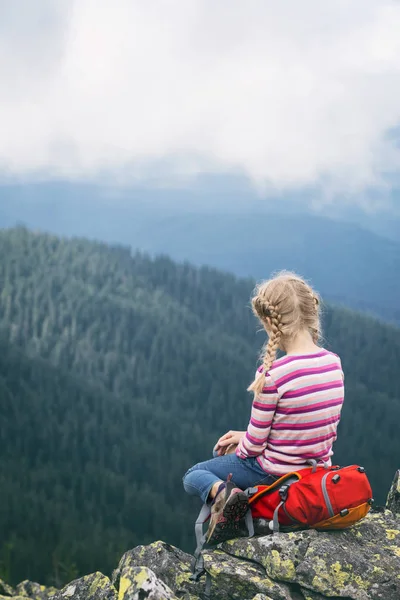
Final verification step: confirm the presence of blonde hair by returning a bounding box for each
[248,271,321,395]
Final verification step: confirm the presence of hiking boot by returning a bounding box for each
[206,476,249,545]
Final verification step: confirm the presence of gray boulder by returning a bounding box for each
[52,572,116,600]
[0,579,14,597]
[15,581,58,599]
[112,540,199,598]
[116,566,177,599]
[386,470,400,515]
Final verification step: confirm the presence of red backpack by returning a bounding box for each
[248,463,373,532]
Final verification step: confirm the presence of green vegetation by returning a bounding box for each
[0,226,399,586]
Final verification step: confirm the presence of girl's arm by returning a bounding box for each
[236,373,279,459]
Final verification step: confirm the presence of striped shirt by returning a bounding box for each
[236,349,345,475]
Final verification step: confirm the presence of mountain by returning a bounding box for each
[121,211,400,325]
[0,226,399,586]
[1,182,400,325]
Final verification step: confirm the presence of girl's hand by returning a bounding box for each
[223,443,238,455]
[214,430,246,456]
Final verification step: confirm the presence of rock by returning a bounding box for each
[202,549,302,600]
[117,566,177,599]
[112,541,200,599]
[221,510,400,599]
[15,580,58,599]
[52,572,116,600]
[0,579,14,596]
[386,470,400,515]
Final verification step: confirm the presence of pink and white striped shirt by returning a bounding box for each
[236,349,345,475]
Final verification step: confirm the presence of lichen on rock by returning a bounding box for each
[202,547,297,600]
[220,511,400,599]
[118,566,178,599]
[52,572,116,600]
[16,580,58,599]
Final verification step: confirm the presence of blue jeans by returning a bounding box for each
[183,450,279,504]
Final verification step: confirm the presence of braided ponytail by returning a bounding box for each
[306,290,321,344]
[248,305,282,395]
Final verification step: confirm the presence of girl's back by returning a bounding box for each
[255,349,344,474]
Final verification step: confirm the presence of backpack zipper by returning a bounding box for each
[321,472,335,517]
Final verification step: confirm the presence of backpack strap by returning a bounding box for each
[194,504,210,555]
[271,501,284,533]
[247,472,302,505]
[306,459,330,473]
[189,504,214,600]
[190,503,211,582]
[204,572,212,600]
[244,508,255,537]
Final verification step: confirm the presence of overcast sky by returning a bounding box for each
[1,0,400,205]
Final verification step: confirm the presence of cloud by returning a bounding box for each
[1,0,400,203]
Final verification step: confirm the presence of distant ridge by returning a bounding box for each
[0,183,399,325]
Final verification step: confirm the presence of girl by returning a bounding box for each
[183,271,345,543]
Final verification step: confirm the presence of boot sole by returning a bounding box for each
[206,490,249,544]
[223,490,249,521]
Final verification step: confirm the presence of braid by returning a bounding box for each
[304,286,320,343]
[310,292,321,343]
[248,304,282,396]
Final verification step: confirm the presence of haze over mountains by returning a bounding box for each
[1,181,400,325]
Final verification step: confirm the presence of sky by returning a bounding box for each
[1,1,400,209]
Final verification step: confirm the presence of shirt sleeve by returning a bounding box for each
[236,371,279,459]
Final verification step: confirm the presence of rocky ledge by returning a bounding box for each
[1,472,400,600]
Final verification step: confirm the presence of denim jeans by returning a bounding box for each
[183,449,279,504]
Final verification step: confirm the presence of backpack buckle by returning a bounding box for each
[279,484,290,501]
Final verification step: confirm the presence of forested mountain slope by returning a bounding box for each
[0,226,399,586]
